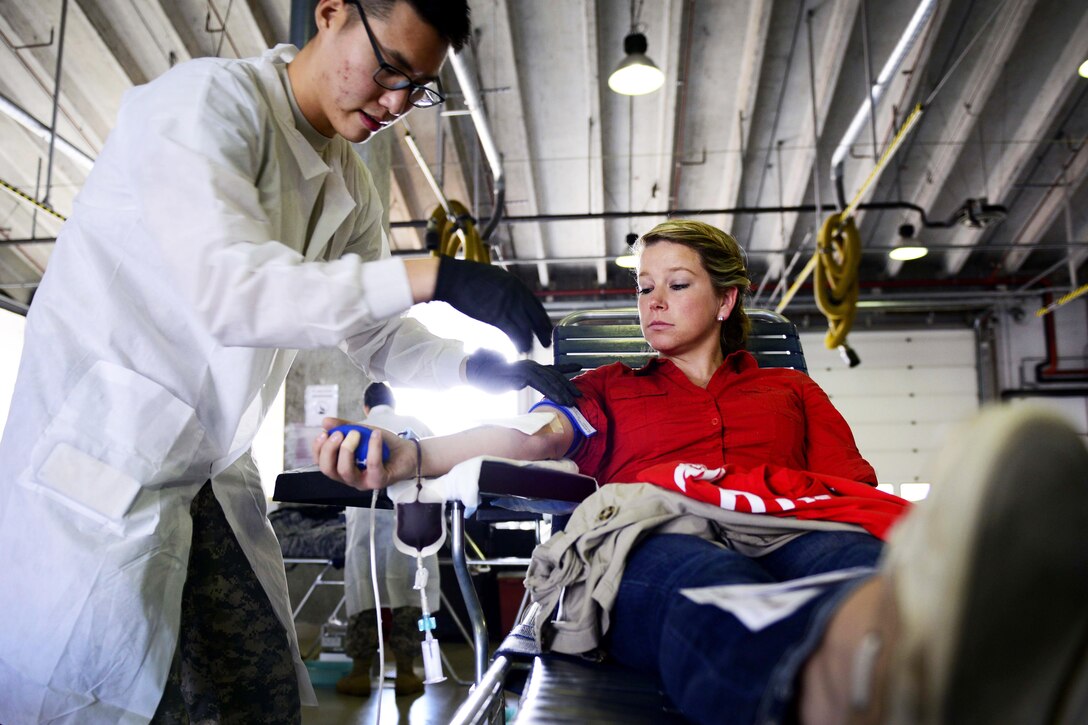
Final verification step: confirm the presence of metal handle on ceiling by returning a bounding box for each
[447,48,505,241]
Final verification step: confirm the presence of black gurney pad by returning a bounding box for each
[476,460,597,504]
[516,656,685,723]
[273,466,393,509]
[273,461,597,510]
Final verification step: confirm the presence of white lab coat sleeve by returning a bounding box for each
[339,314,466,389]
[336,159,467,388]
[119,61,412,350]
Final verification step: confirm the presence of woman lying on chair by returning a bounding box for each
[314,220,1088,724]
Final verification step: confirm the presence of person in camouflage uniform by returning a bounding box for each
[153,483,299,723]
[336,382,439,698]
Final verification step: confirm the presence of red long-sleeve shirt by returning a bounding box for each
[568,352,912,538]
[571,351,877,486]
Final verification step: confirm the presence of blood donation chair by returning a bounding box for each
[447,308,808,723]
[273,308,807,722]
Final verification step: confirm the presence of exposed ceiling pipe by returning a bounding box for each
[19,230,1079,253]
[446,48,504,241]
[403,127,453,216]
[42,0,70,208]
[387,240,1085,265]
[540,290,1061,315]
[742,0,808,247]
[0,295,30,316]
[667,0,696,208]
[0,91,94,172]
[389,200,996,228]
[829,0,936,208]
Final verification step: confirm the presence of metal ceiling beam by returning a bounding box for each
[582,0,606,285]
[211,0,273,58]
[715,0,772,232]
[884,0,1036,277]
[942,5,1088,275]
[0,293,29,315]
[448,44,507,242]
[0,5,113,151]
[829,0,937,203]
[651,0,683,225]
[752,0,860,278]
[1002,129,1088,272]
[75,0,186,84]
[386,136,428,249]
[492,0,549,287]
[156,0,225,59]
[0,91,93,170]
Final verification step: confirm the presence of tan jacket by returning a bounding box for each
[525,483,865,655]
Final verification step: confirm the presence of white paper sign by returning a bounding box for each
[284,423,327,470]
[304,384,339,426]
[679,566,873,632]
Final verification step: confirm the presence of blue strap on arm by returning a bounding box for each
[529,400,596,458]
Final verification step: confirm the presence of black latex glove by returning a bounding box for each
[465,349,582,406]
[433,256,552,353]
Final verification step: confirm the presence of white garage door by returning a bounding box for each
[799,329,979,497]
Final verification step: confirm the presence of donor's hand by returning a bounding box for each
[312,417,417,490]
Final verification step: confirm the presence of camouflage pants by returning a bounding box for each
[345,606,423,665]
[152,482,301,725]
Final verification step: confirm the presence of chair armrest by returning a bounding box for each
[274,460,598,511]
[478,459,598,503]
[272,467,392,509]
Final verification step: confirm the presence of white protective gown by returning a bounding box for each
[0,45,467,724]
[344,405,439,614]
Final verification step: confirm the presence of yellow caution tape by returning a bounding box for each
[0,177,66,222]
[1036,282,1088,317]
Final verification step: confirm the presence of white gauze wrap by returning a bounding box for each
[386,411,578,517]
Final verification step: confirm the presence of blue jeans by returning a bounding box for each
[607,531,883,724]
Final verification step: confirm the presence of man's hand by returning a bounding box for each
[432,257,552,353]
[465,349,582,405]
[312,417,416,490]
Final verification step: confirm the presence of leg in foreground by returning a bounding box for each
[801,405,1088,724]
[608,533,879,723]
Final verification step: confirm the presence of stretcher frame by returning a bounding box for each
[273,308,806,722]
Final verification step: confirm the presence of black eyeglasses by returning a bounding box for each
[347,0,445,109]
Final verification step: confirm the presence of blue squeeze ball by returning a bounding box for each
[327,424,391,470]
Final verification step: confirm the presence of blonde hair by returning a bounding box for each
[633,220,752,356]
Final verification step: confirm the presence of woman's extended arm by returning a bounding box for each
[312,412,577,490]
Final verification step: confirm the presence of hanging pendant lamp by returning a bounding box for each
[608,32,665,95]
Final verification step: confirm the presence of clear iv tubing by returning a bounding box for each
[368,493,384,720]
[415,553,445,684]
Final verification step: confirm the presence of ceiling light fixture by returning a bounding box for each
[608,32,665,95]
[1079,58,1088,78]
[615,232,640,268]
[888,223,928,261]
[888,246,929,262]
[955,197,1006,228]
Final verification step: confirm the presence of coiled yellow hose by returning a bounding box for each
[425,201,490,263]
[814,211,860,350]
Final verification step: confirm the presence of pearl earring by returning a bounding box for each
[716,315,725,322]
